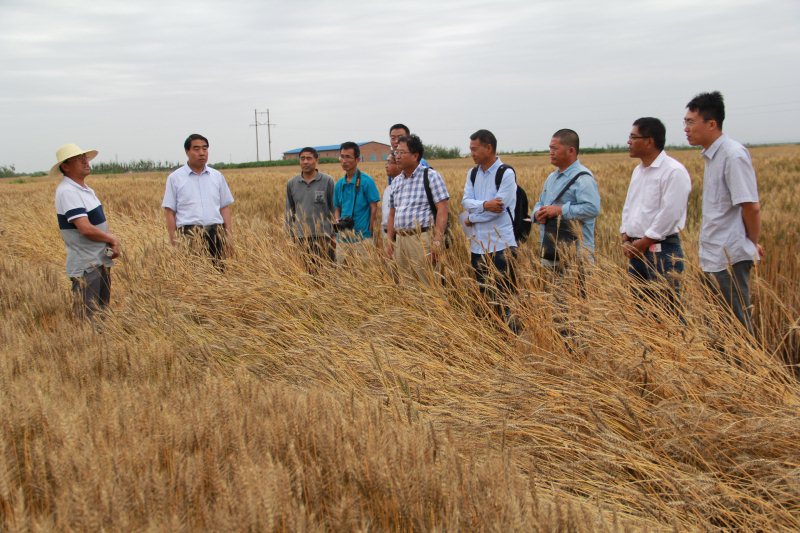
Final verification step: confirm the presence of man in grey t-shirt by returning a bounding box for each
[52,143,120,319]
[285,146,335,265]
[684,91,763,333]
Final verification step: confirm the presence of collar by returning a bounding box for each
[402,164,424,180]
[555,160,581,178]
[701,134,726,160]
[301,170,320,183]
[480,157,502,175]
[647,151,667,169]
[62,176,92,192]
[186,164,210,176]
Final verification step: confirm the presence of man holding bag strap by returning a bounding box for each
[533,129,601,270]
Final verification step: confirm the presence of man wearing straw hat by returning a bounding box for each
[53,143,120,319]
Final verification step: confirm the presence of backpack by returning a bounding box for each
[469,164,532,244]
[422,168,454,248]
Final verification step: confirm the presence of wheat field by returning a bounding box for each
[1,145,799,531]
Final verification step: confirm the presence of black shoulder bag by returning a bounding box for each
[541,171,590,261]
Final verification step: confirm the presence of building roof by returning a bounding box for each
[283,141,390,155]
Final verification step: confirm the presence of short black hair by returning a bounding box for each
[184,133,209,151]
[397,134,424,163]
[632,117,666,151]
[299,147,318,158]
[469,129,497,153]
[389,123,410,135]
[686,91,725,129]
[340,141,360,159]
[552,129,580,154]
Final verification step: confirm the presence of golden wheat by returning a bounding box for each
[1,146,798,531]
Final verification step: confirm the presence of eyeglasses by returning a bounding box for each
[683,118,703,127]
[628,135,650,140]
[395,150,410,156]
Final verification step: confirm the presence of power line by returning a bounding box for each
[249,108,278,161]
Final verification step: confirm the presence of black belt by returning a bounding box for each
[395,226,431,236]
[180,224,222,231]
[626,233,679,245]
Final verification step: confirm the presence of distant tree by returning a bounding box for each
[0,164,16,178]
[423,144,462,159]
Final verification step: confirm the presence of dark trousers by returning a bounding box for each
[298,235,336,271]
[704,260,754,334]
[471,248,517,329]
[70,266,111,320]
[627,236,684,318]
[180,225,226,269]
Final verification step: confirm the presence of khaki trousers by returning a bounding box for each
[395,232,440,285]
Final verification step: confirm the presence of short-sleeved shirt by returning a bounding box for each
[390,164,450,230]
[55,177,113,277]
[333,170,381,240]
[286,171,335,238]
[699,134,759,272]
[161,164,234,227]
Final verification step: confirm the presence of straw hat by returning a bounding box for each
[50,143,98,178]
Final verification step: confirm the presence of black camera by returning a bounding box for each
[333,217,355,232]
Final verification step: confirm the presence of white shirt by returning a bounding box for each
[620,151,692,241]
[162,164,234,227]
[381,179,393,232]
[699,134,759,272]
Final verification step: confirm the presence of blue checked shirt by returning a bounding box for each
[389,164,449,230]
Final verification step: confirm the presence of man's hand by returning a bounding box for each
[384,240,394,259]
[483,198,505,213]
[534,205,562,224]
[109,237,121,259]
[622,238,654,259]
[429,239,443,263]
[756,243,765,259]
[464,216,474,227]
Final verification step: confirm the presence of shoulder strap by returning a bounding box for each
[423,168,437,219]
[552,171,590,204]
[350,170,361,219]
[469,166,479,187]
[495,164,511,190]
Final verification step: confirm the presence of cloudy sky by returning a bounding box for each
[1,0,798,173]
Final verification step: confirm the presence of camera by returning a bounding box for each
[333,217,355,232]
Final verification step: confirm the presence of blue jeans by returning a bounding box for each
[704,261,754,334]
[628,238,684,317]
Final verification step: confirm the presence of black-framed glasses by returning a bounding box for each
[628,134,650,140]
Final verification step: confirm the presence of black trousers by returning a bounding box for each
[180,224,226,269]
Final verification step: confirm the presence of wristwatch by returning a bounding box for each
[432,239,442,247]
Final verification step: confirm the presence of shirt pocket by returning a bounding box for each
[314,190,325,204]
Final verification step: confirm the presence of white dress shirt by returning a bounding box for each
[620,151,692,241]
[162,164,234,227]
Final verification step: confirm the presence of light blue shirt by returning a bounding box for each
[461,158,517,254]
[532,160,601,252]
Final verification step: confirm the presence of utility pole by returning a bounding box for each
[250,109,278,161]
[249,109,266,161]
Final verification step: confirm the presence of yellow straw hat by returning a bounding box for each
[50,143,98,178]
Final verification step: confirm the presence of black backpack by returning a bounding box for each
[469,164,532,243]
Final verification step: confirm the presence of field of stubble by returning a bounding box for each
[1,146,799,531]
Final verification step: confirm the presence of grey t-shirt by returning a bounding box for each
[285,171,335,238]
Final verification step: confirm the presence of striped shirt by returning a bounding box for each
[55,177,113,277]
[389,164,449,230]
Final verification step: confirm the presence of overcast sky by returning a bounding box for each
[1,0,798,173]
